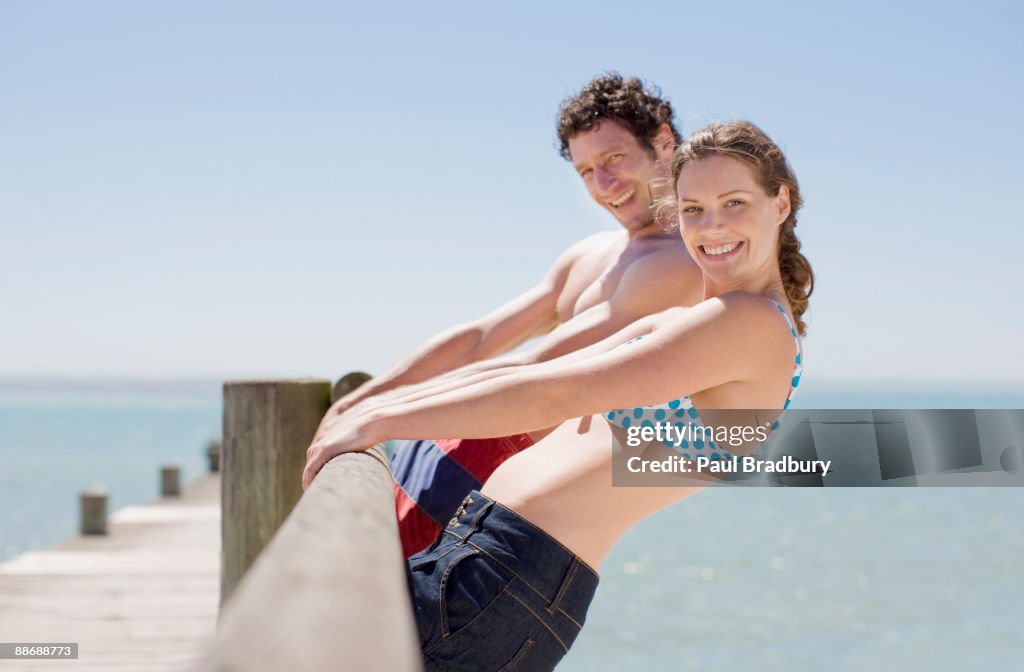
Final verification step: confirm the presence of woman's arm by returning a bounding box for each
[303,294,788,489]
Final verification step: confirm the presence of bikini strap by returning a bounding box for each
[770,300,803,410]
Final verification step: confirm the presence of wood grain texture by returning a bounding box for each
[220,379,331,605]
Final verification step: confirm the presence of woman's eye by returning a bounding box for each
[681,206,701,214]
[608,153,624,164]
[726,199,744,207]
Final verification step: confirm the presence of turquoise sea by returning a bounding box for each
[0,379,221,561]
[1,378,1022,670]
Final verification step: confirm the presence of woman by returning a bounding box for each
[304,121,813,671]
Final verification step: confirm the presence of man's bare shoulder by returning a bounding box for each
[629,240,698,275]
[614,242,703,308]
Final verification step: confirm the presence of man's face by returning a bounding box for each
[568,121,673,232]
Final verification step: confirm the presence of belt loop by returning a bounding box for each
[547,557,579,613]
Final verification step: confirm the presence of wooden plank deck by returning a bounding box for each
[0,476,220,671]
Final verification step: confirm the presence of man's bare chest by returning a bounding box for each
[556,239,675,320]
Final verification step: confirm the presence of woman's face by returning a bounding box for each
[676,154,790,290]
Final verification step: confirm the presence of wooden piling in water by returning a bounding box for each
[207,439,221,473]
[161,464,181,497]
[79,488,108,535]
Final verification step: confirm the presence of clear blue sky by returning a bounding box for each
[2,0,1022,386]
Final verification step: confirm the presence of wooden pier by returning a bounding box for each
[0,475,221,671]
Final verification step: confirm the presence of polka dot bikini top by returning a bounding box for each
[604,300,803,461]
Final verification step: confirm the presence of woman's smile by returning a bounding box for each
[699,241,744,261]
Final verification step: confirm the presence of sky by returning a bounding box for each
[1,0,1022,388]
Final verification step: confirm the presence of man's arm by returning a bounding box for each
[409,245,702,379]
[349,311,665,418]
[328,239,591,415]
[344,246,703,414]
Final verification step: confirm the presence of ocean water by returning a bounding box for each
[563,383,1024,671]
[0,380,221,561]
[1,379,1021,670]
[562,487,1023,671]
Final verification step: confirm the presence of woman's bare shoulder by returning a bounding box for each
[651,292,794,365]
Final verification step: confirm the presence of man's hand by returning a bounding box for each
[312,387,379,447]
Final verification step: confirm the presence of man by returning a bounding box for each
[321,73,703,555]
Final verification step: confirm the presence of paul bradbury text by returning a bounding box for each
[625,455,833,476]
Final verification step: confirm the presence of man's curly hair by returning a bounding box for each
[556,73,681,161]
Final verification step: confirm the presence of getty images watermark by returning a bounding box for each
[610,409,1024,487]
[621,420,830,476]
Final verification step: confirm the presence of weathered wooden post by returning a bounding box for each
[160,465,181,497]
[80,488,108,535]
[220,379,332,606]
[207,439,221,473]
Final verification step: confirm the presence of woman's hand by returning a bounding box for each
[302,414,377,491]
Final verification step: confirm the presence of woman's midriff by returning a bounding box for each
[481,416,706,571]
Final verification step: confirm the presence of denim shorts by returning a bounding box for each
[406,490,599,671]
